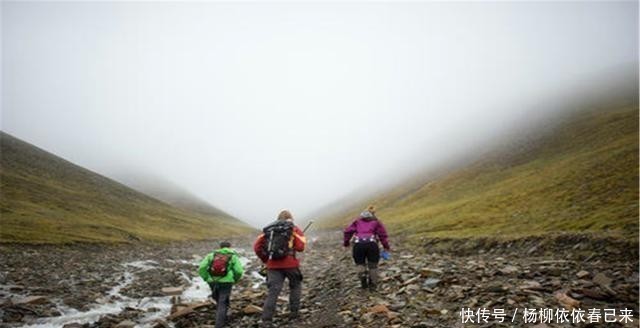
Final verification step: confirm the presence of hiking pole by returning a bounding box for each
[302,220,313,233]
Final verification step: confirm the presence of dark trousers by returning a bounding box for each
[210,282,233,328]
[352,242,380,287]
[261,268,303,322]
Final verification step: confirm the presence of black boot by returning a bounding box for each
[360,275,369,289]
[368,267,379,291]
[358,266,369,289]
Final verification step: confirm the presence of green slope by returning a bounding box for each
[319,105,639,241]
[0,132,254,243]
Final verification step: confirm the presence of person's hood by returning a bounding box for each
[215,247,237,255]
[359,211,377,221]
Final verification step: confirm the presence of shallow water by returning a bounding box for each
[13,253,259,328]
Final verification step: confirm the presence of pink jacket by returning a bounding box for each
[343,213,390,250]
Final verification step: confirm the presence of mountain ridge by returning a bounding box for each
[0,132,254,244]
[317,104,639,242]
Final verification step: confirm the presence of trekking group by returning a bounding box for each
[198,206,390,328]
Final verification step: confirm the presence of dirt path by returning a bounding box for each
[1,233,638,327]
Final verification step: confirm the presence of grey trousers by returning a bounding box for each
[261,268,303,322]
[210,282,233,328]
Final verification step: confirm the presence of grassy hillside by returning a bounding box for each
[0,132,254,244]
[319,105,639,241]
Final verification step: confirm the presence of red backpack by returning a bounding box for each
[209,252,231,277]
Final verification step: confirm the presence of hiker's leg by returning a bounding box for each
[357,264,368,288]
[210,282,218,302]
[366,243,381,290]
[286,269,303,315]
[367,262,379,288]
[261,269,285,322]
[215,283,232,328]
[353,243,368,288]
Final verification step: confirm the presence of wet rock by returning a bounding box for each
[115,320,136,328]
[13,296,48,305]
[62,323,84,328]
[162,286,184,296]
[152,320,170,328]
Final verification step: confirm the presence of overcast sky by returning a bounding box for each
[2,1,637,227]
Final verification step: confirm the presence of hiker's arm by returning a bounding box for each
[233,254,244,282]
[198,254,214,283]
[343,221,357,247]
[376,221,390,250]
[253,234,268,263]
[292,226,306,252]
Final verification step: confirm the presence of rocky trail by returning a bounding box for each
[1,233,638,327]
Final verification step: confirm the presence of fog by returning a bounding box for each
[2,1,637,227]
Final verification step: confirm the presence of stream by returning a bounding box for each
[4,249,261,328]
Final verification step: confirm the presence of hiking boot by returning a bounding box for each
[360,276,369,289]
[260,320,275,328]
[287,311,300,321]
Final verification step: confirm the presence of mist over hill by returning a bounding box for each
[317,102,639,242]
[111,171,241,222]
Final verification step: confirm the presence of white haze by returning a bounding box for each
[1,1,637,227]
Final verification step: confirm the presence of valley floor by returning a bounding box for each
[0,232,638,327]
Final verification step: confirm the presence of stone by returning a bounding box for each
[152,320,170,328]
[161,287,184,296]
[531,323,549,328]
[402,275,421,286]
[242,304,262,314]
[167,307,194,320]
[389,302,406,311]
[423,278,441,289]
[519,280,543,291]
[593,273,612,287]
[420,268,443,277]
[62,324,83,328]
[554,291,580,309]
[14,296,48,305]
[580,288,610,300]
[499,265,519,275]
[576,270,590,279]
[368,304,390,314]
[115,320,136,328]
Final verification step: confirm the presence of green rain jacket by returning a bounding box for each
[198,247,244,284]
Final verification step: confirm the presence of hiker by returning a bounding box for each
[343,205,390,291]
[198,241,244,328]
[253,210,307,328]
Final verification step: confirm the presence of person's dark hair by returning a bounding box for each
[220,241,231,248]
